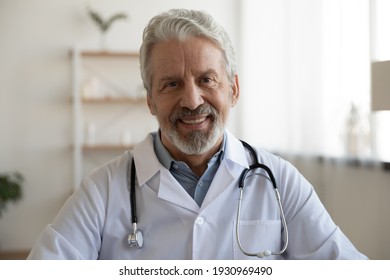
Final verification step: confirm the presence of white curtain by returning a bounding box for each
[239,0,371,158]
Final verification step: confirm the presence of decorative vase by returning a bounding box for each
[100,32,108,50]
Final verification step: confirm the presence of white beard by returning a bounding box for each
[159,103,226,155]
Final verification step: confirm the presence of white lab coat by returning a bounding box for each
[28,131,367,259]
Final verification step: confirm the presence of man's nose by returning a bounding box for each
[179,82,204,110]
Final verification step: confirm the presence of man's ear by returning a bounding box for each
[230,74,240,107]
[147,94,157,115]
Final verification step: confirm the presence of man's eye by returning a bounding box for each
[166,81,178,88]
[201,77,213,83]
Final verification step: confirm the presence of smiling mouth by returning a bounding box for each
[171,104,217,129]
[180,116,208,126]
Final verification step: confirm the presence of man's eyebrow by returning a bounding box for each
[155,75,181,88]
[157,69,219,83]
[195,68,219,77]
[159,75,178,81]
[157,75,179,84]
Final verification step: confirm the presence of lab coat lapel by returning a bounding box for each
[133,134,200,213]
[200,131,250,210]
[200,160,235,209]
[158,168,200,213]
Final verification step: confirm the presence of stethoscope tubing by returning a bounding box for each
[130,158,137,224]
[236,140,288,257]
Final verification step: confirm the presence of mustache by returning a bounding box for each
[170,104,218,122]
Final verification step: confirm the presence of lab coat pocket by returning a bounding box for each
[233,219,282,259]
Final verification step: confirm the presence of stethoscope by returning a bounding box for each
[128,140,289,258]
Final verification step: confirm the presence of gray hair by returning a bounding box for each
[139,9,237,94]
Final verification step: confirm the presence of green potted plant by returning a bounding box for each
[0,172,23,217]
[86,5,128,49]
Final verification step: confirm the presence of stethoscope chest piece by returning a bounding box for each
[128,223,143,248]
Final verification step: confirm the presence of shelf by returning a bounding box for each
[81,96,146,104]
[0,250,30,260]
[78,50,139,58]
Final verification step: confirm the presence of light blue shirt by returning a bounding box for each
[153,132,225,206]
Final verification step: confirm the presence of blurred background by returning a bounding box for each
[0,0,389,259]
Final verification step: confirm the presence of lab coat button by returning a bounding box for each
[195,217,204,225]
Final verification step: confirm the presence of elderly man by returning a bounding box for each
[28,9,367,260]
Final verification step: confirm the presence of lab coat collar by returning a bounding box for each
[223,130,250,169]
[133,133,161,187]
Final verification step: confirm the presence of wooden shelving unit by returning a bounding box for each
[70,47,155,189]
[82,144,134,151]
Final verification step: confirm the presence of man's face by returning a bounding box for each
[147,36,239,156]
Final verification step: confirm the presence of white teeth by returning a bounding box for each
[181,117,206,125]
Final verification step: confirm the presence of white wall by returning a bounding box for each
[0,0,240,251]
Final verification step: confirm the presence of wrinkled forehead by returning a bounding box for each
[149,37,226,80]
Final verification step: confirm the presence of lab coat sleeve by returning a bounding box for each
[27,224,85,259]
[27,176,107,260]
[278,159,368,259]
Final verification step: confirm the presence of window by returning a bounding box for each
[371,0,390,161]
[239,0,390,161]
